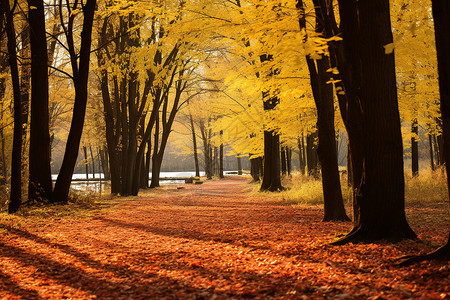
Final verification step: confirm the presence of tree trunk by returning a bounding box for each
[237,155,243,175]
[316,56,349,221]
[429,133,435,171]
[400,0,450,263]
[150,112,160,188]
[287,147,292,176]
[411,119,419,177]
[306,132,318,177]
[28,0,53,203]
[259,54,283,192]
[53,0,96,203]
[297,1,349,221]
[0,74,7,186]
[429,0,450,259]
[145,139,151,187]
[281,146,287,175]
[437,134,444,166]
[83,146,89,181]
[298,135,306,175]
[89,145,96,179]
[219,130,224,178]
[334,0,416,243]
[250,156,260,182]
[190,114,200,177]
[20,20,30,178]
[4,0,23,213]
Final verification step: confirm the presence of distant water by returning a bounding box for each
[52,171,239,194]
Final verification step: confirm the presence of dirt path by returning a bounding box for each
[0,176,448,299]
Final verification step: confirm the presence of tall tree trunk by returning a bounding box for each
[28,0,53,203]
[287,147,292,176]
[20,20,30,179]
[53,0,97,203]
[306,132,318,177]
[316,56,349,221]
[298,135,306,175]
[145,139,151,187]
[219,130,224,178]
[281,146,287,175]
[89,145,96,179]
[401,0,450,263]
[4,0,23,213]
[334,0,415,243]
[429,0,450,259]
[237,155,242,175]
[0,76,7,186]
[411,119,419,177]
[190,114,200,177]
[298,0,348,221]
[83,146,89,181]
[250,156,260,182]
[428,132,435,171]
[259,54,283,191]
[150,112,160,188]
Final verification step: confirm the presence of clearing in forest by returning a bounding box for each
[0,176,448,299]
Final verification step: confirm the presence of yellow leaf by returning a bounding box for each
[384,43,395,54]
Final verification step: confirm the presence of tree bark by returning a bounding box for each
[334,0,416,242]
[237,155,243,175]
[297,0,349,221]
[219,130,224,178]
[28,0,53,203]
[190,114,200,177]
[4,0,23,213]
[259,54,283,192]
[53,0,96,203]
[83,146,89,181]
[306,132,318,177]
[400,0,450,263]
[428,132,435,171]
[281,146,287,175]
[411,119,419,177]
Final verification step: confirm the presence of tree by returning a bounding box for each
[297,0,349,221]
[400,0,450,264]
[3,0,22,213]
[331,0,416,243]
[53,0,97,203]
[259,54,283,192]
[28,0,53,204]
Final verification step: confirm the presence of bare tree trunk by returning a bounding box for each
[53,0,97,203]
[28,0,53,203]
[429,132,435,171]
[281,146,287,175]
[89,145,96,179]
[334,0,415,242]
[219,130,224,178]
[237,155,242,175]
[83,146,89,181]
[411,119,419,176]
[189,113,200,177]
[4,0,23,213]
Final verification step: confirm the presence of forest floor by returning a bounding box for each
[0,176,449,299]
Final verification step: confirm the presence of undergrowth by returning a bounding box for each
[0,189,114,219]
[260,167,448,207]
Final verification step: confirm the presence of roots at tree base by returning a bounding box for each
[398,241,450,266]
[331,224,417,245]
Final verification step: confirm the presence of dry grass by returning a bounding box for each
[267,168,448,207]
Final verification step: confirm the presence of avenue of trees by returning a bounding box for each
[0,0,448,260]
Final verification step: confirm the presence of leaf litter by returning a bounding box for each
[0,176,448,299]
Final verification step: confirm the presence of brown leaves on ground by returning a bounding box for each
[0,176,448,299]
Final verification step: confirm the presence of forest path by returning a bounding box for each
[0,176,448,299]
